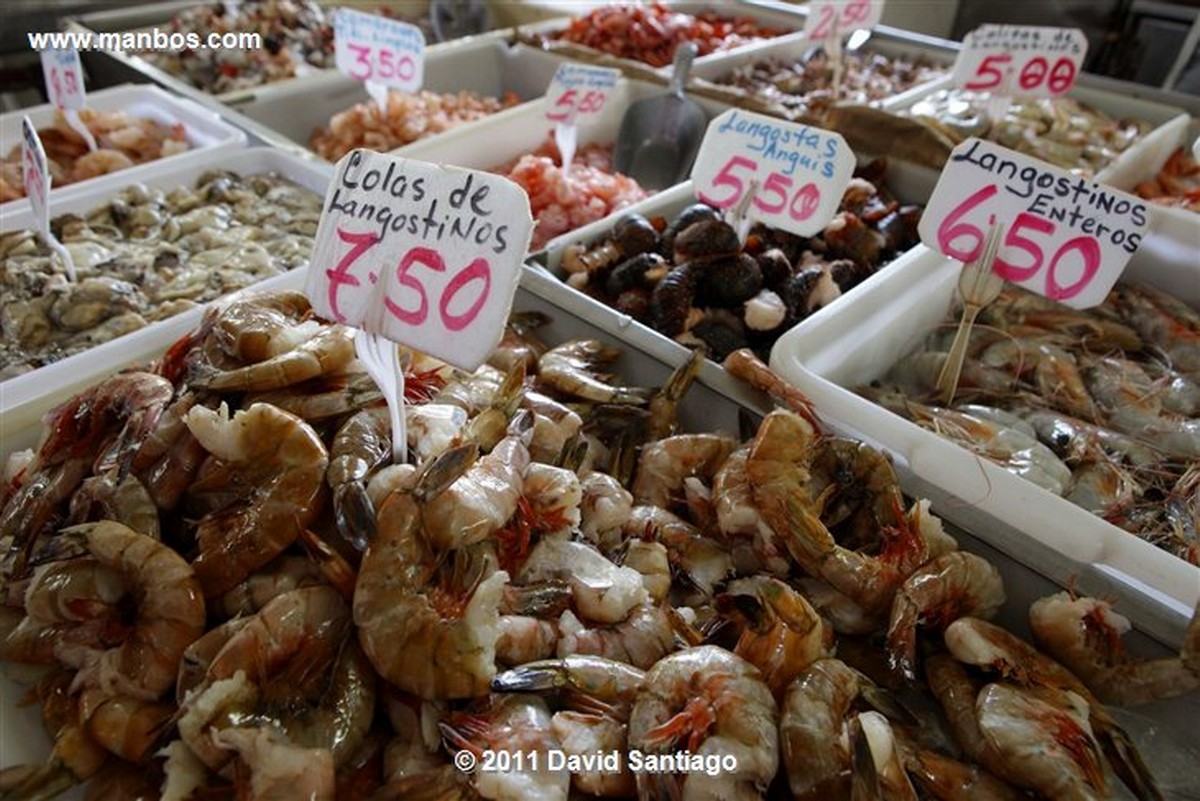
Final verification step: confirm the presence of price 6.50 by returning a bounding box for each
[327,229,491,331]
[698,156,821,223]
[938,185,1100,302]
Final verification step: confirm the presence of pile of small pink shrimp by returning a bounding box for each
[0,292,1195,800]
[1134,147,1200,213]
[493,139,649,251]
[309,89,521,162]
[0,109,190,202]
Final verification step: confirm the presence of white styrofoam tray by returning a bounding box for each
[0,84,247,219]
[883,79,1192,203]
[1102,117,1200,309]
[0,147,331,443]
[688,26,957,113]
[238,42,572,157]
[768,246,1200,647]
[3,263,1197,799]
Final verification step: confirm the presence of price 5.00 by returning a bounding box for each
[964,53,1076,95]
[546,88,607,122]
[345,43,417,84]
[699,156,821,223]
[327,229,491,331]
[937,184,1100,302]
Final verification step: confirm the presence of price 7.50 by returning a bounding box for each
[546,88,607,122]
[698,156,821,223]
[344,43,417,83]
[937,184,1100,302]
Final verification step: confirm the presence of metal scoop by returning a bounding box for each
[614,42,707,190]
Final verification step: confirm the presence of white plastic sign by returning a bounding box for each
[919,138,1147,309]
[40,48,85,111]
[22,117,50,234]
[544,63,620,125]
[690,108,856,238]
[334,8,425,93]
[952,25,1087,97]
[805,0,885,40]
[306,149,534,371]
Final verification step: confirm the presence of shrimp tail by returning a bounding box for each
[333,482,376,553]
[413,444,479,503]
[1098,724,1163,801]
[885,594,921,682]
[849,715,883,801]
[489,663,565,693]
[0,760,82,800]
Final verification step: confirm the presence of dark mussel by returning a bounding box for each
[697,254,763,308]
[661,202,722,255]
[672,218,740,265]
[651,262,700,337]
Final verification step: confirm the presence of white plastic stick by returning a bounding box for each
[355,329,406,464]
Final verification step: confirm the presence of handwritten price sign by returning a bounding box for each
[334,8,425,91]
[805,0,885,40]
[22,118,51,234]
[306,150,533,371]
[40,49,85,111]
[691,108,855,238]
[919,138,1147,308]
[544,64,620,125]
[952,25,1087,97]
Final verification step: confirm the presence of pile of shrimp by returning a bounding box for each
[1,290,1196,800]
[491,139,649,251]
[309,90,522,162]
[865,281,1200,564]
[1133,147,1200,213]
[548,3,789,68]
[559,159,921,361]
[0,110,191,202]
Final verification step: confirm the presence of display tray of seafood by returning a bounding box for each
[0,85,246,216]
[686,31,954,122]
[235,42,570,161]
[0,147,330,423]
[66,0,570,108]
[536,162,924,364]
[770,246,1200,646]
[517,1,798,74]
[1,263,1197,800]
[397,79,731,252]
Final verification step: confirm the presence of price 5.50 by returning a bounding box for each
[937,184,1101,302]
[698,155,821,223]
[546,88,607,122]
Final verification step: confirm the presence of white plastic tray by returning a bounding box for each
[688,26,956,113]
[3,263,1197,799]
[0,147,331,444]
[0,84,247,219]
[769,246,1200,647]
[238,42,571,157]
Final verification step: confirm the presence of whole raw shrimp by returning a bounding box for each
[1110,282,1199,376]
[555,604,678,670]
[517,539,647,625]
[537,340,652,404]
[184,401,328,598]
[944,617,1162,801]
[354,444,509,700]
[422,412,532,552]
[716,576,832,698]
[1029,591,1200,706]
[628,645,778,800]
[178,585,374,784]
[631,432,737,509]
[190,292,356,392]
[327,406,392,554]
[69,148,135,182]
[622,505,734,598]
[1,371,173,576]
[885,551,1005,681]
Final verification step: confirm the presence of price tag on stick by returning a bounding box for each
[22,117,77,282]
[544,63,619,172]
[691,108,856,240]
[39,48,96,152]
[953,25,1087,122]
[805,0,884,100]
[919,137,1148,309]
[334,8,426,109]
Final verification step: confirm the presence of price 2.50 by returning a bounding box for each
[937,184,1100,302]
[344,43,417,84]
[327,229,491,331]
[546,88,607,123]
[964,53,1076,95]
[698,155,821,223]
[808,0,878,40]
